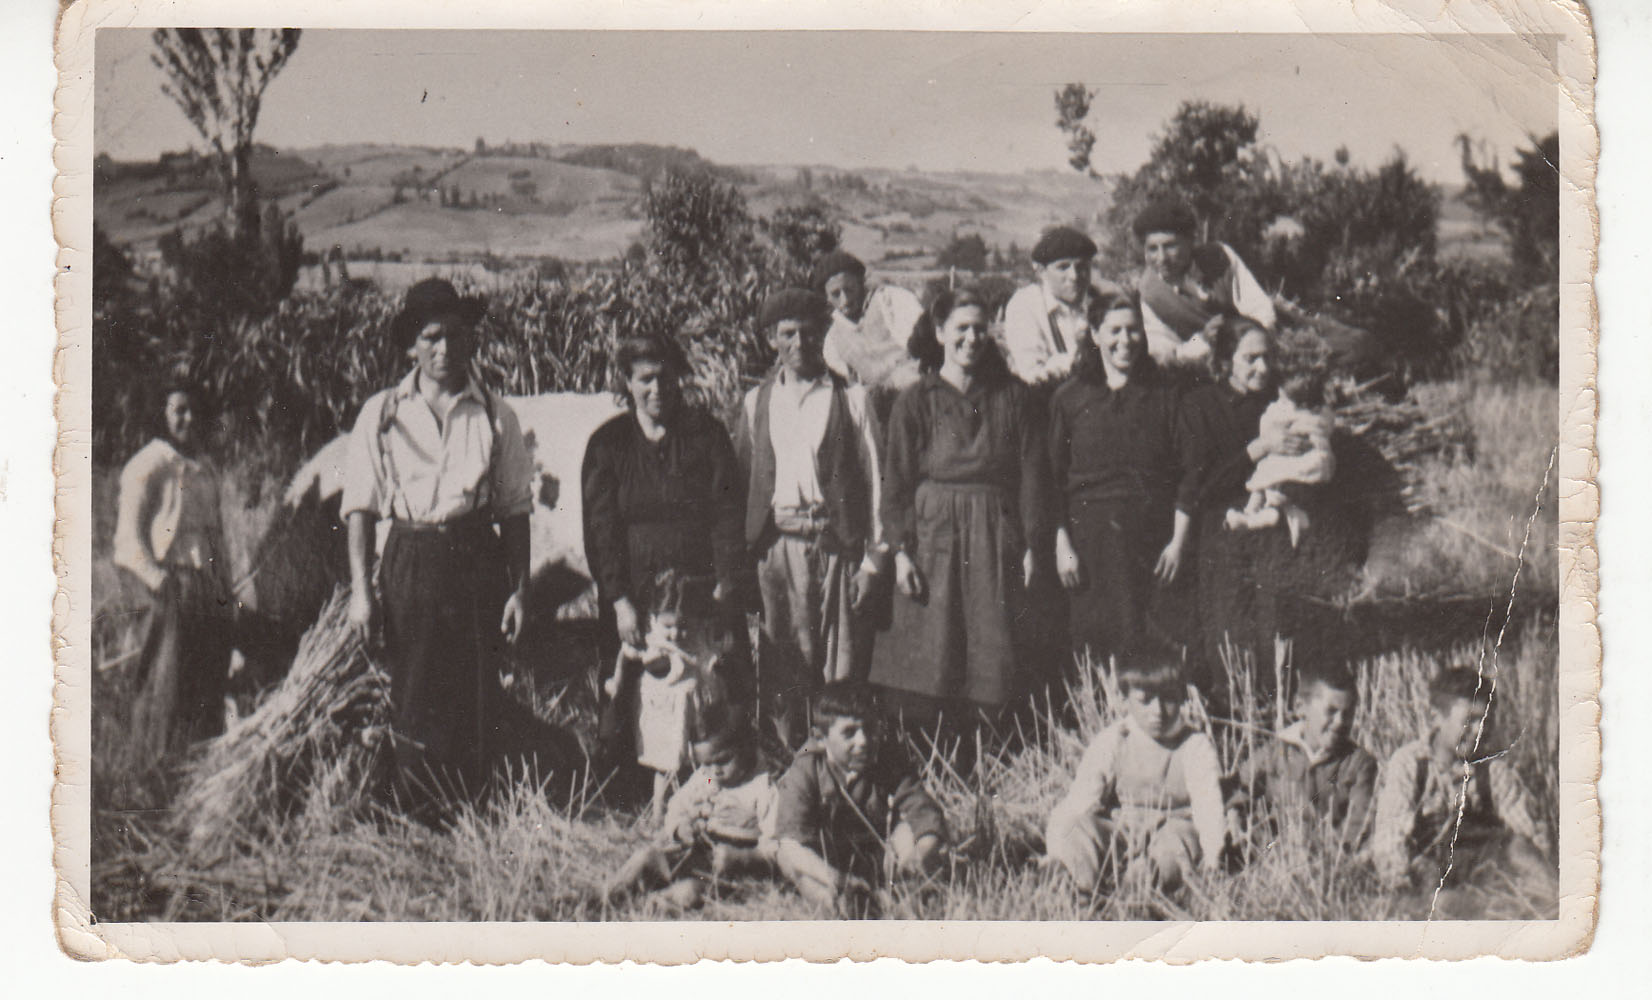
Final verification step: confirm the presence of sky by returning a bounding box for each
[95,30,1559,184]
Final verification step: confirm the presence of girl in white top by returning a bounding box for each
[111,380,235,761]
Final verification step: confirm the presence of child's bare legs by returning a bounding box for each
[648,770,673,822]
[1143,818,1202,893]
[1225,491,1282,532]
[604,844,673,903]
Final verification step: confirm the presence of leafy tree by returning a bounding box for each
[759,201,841,282]
[936,232,990,273]
[150,29,302,240]
[1457,131,1559,284]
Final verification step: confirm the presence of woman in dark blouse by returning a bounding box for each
[1049,292,1187,665]
[869,288,1047,731]
[580,334,745,652]
[1176,317,1313,698]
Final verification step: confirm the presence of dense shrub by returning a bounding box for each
[93,168,828,487]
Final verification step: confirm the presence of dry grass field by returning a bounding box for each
[86,372,1559,923]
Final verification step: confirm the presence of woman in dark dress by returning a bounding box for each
[869,288,1047,739]
[580,335,747,760]
[1176,318,1314,700]
[1048,293,1188,667]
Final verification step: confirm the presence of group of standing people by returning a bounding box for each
[580,199,1333,774]
[111,198,1330,815]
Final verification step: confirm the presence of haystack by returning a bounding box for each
[173,586,389,864]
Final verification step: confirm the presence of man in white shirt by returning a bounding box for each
[1133,200,1278,371]
[341,278,535,813]
[812,250,925,395]
[735,288,887,747]
[1000,226,1110,384]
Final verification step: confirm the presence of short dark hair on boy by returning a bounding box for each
[1297,664,1359,702]
[1116,655,1188,700]
[810,680,881,732]
[1428,666,1490,711]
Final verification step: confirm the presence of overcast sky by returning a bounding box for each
[95,30,1558,184]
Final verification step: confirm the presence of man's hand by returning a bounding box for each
[894,550,925,600]
[849,565,880,614]
[499,588,527,644]
[1055,528,1083,590]
[347,585,377,638]
[613,596,642,647]
[1022,548,1036,590]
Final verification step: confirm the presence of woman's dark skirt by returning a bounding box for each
[1063,496,1182,669]
[125,566,234,765]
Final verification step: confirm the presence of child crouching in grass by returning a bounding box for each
[1370,667,1554,905]
[773,682,948,917]
[604,715,777,910]
[1227,664,1378,849]
[1044,657,1227,894]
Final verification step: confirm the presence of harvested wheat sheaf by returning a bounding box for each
[174,586,388,864]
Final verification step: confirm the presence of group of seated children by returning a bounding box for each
[605,680,947,916]
[1043,657,1552,902]
[602,573,1550,912]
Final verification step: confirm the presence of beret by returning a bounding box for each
[810,250,867,291]
[1030,226,1098,265]
[759,287,832,330]
[1131,200,1198,241]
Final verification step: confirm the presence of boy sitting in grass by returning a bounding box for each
[604,716,777,910]
[1044,658,1227,893]
[1370,667,1553,894]
[773,681,948,916]
[1227,664,1378,848]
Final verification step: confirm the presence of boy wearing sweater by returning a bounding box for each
[1228,665,1378,847]
[1045,659,1227,892]
[604,720,777,909]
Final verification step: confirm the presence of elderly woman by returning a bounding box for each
[113,377,234,762]
[1176,318,1316,697]
[869,288,1047,738]
[581,335,746,726]
[1048,292,1189,666]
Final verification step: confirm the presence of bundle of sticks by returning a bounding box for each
[173,586,389,864]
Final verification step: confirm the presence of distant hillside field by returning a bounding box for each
[95,142,1493,274]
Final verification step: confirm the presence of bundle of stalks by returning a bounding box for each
[173,585,389,864]
[1329,380,1473,514]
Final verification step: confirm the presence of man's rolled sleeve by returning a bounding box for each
[489,399,535,519]
[340,393,388,522]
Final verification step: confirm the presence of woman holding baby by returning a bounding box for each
[1175,316,1327,700]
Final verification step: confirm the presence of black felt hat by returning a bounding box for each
[1030,226,1098,265]
[391,278,487,351]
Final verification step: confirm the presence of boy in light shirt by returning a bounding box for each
[1044,657,1227,892]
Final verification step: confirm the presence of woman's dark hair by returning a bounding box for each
[612,334,689,408]
[1208,314,1271,374]
[809,680,883,733]
[1070,291,1147,384]
[907,286,1009,379]
[155,373,212,438]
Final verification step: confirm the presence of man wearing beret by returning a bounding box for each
[1133,200,1277,370]
[1001,225,1114,384]
[734,288,888,748]
[341,277,535,815]
[812,250,926,396]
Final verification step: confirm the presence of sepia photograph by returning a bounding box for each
[53,0,1598,963]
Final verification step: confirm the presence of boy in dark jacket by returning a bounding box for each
[773,682,947,915]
